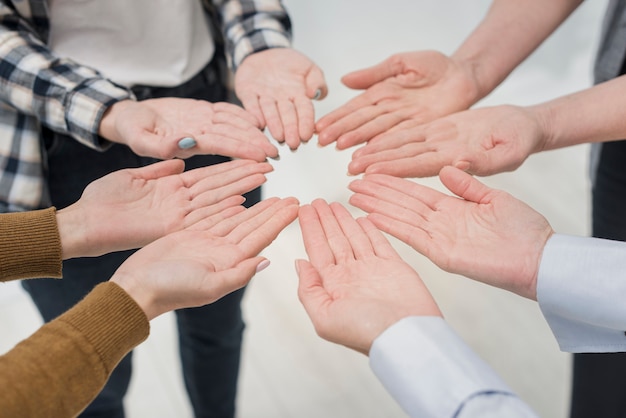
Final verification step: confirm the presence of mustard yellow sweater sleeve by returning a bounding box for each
[0,282,150,418]
[0,207,62,281]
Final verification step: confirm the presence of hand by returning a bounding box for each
[315,50,479,150]
[349,167,554,299]
[111,196,299,320]
[57,159,273,259]
[296,199,441,355]
[348,105,546,176]
[99,98,279,161]
[235,48,328,150]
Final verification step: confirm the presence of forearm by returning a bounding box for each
[530,75,626,151]
[215,0,292,69]
[453,0,583,102]
[0,282,149,418]
[0,8,133,148]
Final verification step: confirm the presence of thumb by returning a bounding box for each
[133,159,185,180]
[341,57,401,89]
[439,166,494,204]
[305,66,328,100]
[295,259,330,315]
[216,256,269,295]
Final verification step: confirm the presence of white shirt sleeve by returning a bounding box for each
[369,317,538,418]
[536,234,626,352]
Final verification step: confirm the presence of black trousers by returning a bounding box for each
[569,139,626,418]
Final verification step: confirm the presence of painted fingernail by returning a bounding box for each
[269,154,281,161]
[177,137,197,149]
[256,259,271,273]
[312,89,322,100]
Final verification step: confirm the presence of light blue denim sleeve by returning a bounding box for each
[369,317,538,418]
[537,234,626,352]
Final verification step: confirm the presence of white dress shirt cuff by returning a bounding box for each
[369,317,532,417]
[537,234,626,352]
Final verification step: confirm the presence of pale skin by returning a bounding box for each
[112,196,299,321]
[296,199,441,355]
[56,158,273,259]
[349,74,626,177]
[348,167,554,300]
[235,48,328,150]
[99,98,279,161]
[315,0,584,166]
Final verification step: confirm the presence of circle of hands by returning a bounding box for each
[90,49,554,353]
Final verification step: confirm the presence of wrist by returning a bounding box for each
[98,99,134,144]
[526,102,556,152]
[56,203,92,259]
[110,271,159,321]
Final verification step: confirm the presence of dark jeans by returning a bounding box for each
[22,60,259,418]
[569,139,626,418]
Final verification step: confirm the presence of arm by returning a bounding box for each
[0,5,277,161]
[349,168,626,352]
[296,200,537,417]
[0,158,272,280]
[0,196,299,418]
[349,75,626,178]
[315,0,582,151]
[537,234,626,352]
[216,0,327,149]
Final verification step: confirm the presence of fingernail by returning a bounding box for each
[269,154,281,161]
[294,259,302,274]
[312,89,322,100]
[256,259,271,273]
[178,137,197,149]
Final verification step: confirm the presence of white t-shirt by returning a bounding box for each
[48,0,215,87]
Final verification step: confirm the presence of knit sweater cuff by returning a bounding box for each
[0,207,62,281]
[59,282,150,374]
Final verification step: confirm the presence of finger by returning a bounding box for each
[294,96,315,142]
[206,121,279,159]
[352,145,453,178]
[193,133,269,162]
[259,97,285,143]
[336,111,407,150]
[187,161,272,196]
[295,259,332,323]
[329,202,375,260]
[208,197,280,237]
[340,57,400,90]
[277,99,300,150]
[311,199,355,264]
[366,212,430,258]
[352,126,424,159]
[315,92,377,139]
[181,159,261,187]
[351,174,444,212]
[135,159,185,179]
[356,217,401,260]
[207,256,266,301]
[439,166,493,204]
[318,105,384,148]
[298,204,335,269]
[236,198,300,255]
[185,200,246,231]
[235,93,266,128]
[192,173,267,207]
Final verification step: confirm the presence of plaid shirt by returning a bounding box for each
[0,0,292,212]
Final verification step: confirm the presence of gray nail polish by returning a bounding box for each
[312,89,322,100]
[178,137,197,149]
